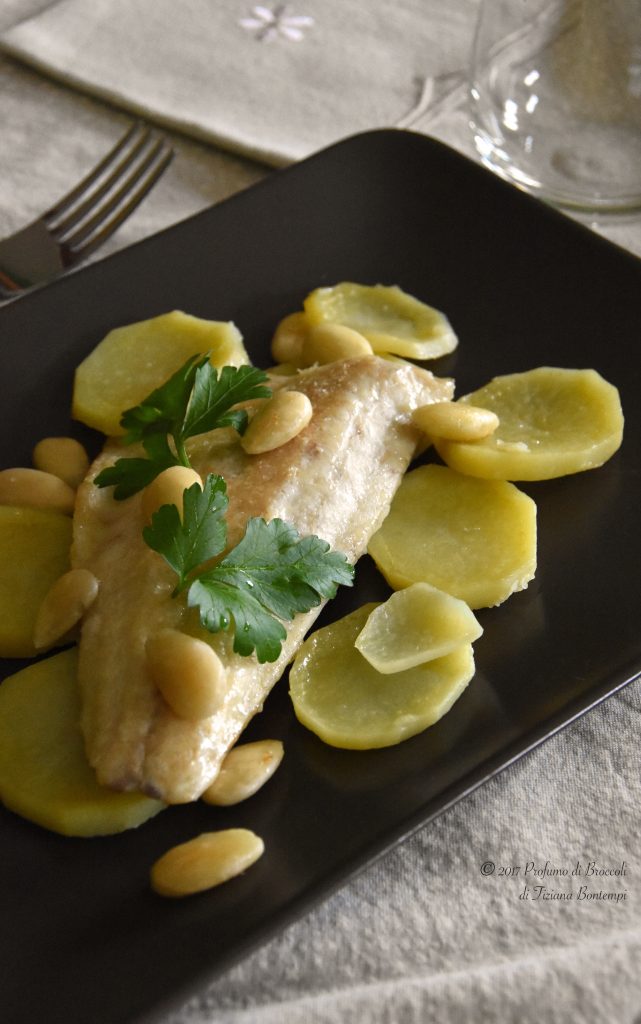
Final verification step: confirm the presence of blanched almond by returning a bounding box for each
[241,390,312,454]
[0,468,76,515]
[202,739,284,806]
[303,322,373,364]
[33,568,99,651]
[141,466,202,522]
[413,401,499,442]
[146,629,225,720]
[150,829,265,897]
[32,437,90,488]
[271,311,308,365]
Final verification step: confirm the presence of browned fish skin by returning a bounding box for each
[73,355,453,803]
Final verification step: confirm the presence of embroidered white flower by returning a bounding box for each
[239,4,314,43]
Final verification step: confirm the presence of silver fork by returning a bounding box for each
[0,123,174,298]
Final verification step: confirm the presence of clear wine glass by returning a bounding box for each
[469,0,641,212]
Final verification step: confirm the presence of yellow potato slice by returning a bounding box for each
[368,464,537,608]
[0,649,164,836]
[289,604,475,749]
[354,582,483,673]
[434,367,623,480]
[72,309,250,436]
[0,506,72,657]
[303,282,458,360]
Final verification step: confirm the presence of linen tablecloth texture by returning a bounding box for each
[0,0,479,164]
[1,1,640,1022]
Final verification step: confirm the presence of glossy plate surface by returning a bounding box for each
[1,131,640,1024]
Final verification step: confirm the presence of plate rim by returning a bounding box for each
[1,127,640,1024]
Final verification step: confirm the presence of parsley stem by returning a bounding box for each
[174,436,191,469]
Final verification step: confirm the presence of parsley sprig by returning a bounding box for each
[95,355,271,499]
[143,474,355,663]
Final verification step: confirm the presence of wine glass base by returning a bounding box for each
[472,122,641,214]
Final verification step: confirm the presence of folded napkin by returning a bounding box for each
[0,0,479,165]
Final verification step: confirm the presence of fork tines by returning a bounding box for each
[47,123,174,260]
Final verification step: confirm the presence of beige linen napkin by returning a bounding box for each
[0,0,479,165]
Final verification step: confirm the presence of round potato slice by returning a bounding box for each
[73,310,250,437]
[434,367,623,480]
[0,505,72,658]
[368,464,537,609]
[303,282,458,360]
[354,582,483,673]
[0,650,164,836]
[289,604,475,749]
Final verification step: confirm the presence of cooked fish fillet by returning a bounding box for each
[72,355,453,803]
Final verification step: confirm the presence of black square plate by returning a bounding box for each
[1,130,640,1024]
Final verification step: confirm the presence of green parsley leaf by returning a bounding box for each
[142,474,229,590]
[187,518,354,662]
[216,518,354,618]
[183,363,271,439]
[120,353,207,445]
[94,455,170,500]
[94,355,271,499]
[94,433,179,499]
[188,577,288,663]
[142,489,355,663]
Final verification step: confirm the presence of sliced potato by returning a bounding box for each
[368,464,537,608]
[289,604,474,749]
[303,282,458,360]
[434,367,623,480]
[72,309,250,436]
[0,506,72,657]
[354,582,482,673]
[0,650,164,836]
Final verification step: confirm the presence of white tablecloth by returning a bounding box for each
[1,3,639,1022]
